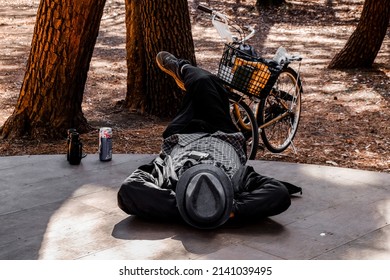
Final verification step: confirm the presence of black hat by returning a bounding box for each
[176,164,233,229]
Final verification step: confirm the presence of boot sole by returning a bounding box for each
[156,57,186,91]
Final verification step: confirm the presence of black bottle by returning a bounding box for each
[68,132,83,165]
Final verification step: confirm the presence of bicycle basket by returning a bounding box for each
[217,44,281,97]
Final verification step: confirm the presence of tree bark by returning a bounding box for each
[124,0,196,118]
[328,0,390,69]
[1,0,106,139]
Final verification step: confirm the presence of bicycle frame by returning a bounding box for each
[258,66,302,131]
[230,93,291,131]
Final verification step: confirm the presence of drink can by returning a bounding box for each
[99,127,112,161]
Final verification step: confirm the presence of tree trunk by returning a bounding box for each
[125,0,196,118]
[328,0,390,69]
[1,0,106,139]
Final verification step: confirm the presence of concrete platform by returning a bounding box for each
[0,154,389,260]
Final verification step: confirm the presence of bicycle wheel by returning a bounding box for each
[257,67,302,153]
[229,94,259,160]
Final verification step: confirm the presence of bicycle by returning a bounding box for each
[198,5,303,159]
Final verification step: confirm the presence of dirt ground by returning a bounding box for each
[0,0,389,173]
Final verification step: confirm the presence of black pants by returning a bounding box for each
[163,65,238,138]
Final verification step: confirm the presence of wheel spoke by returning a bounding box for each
[257,67,302,153]
[229,96,259,160]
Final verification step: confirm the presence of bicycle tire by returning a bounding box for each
[256,67,302,153]
[229,94,259,160]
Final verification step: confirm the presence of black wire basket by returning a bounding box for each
[217,44,282,98]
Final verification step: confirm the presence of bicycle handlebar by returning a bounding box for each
[197,5,212,14]
[197,4,255,43]
[198,5,301,63]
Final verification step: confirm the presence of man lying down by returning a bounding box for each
[117,51,302,229]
